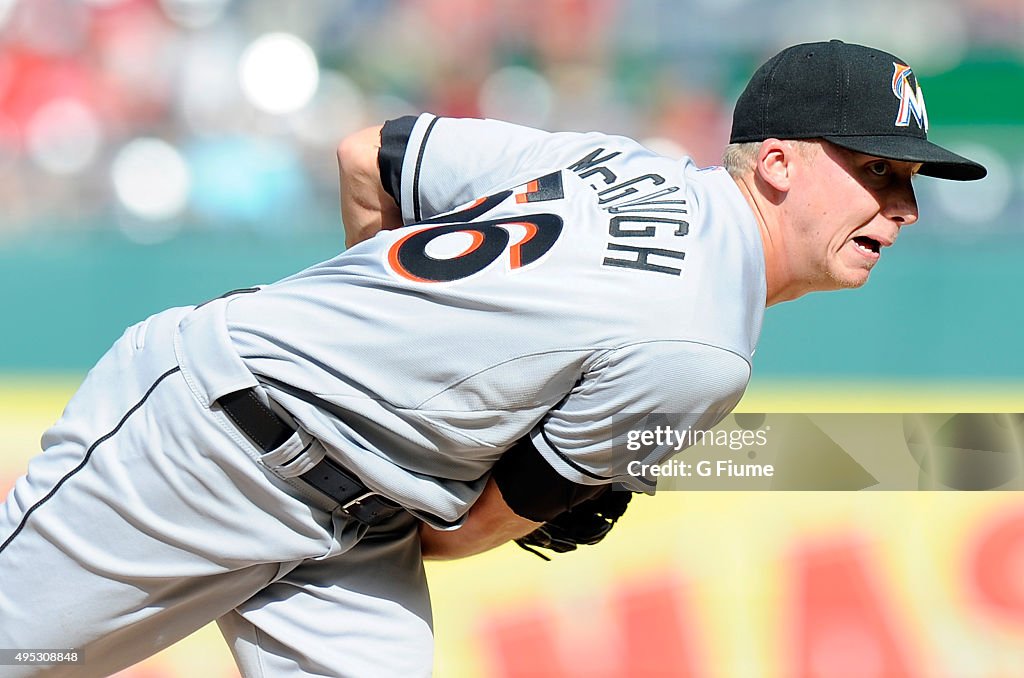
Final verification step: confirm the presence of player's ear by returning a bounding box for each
[754,138,795,194]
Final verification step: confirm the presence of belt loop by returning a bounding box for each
[218,389,294,452]
[217,388,402,527]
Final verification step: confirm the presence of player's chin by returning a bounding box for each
[830,246,878,288]
[826,265,872,290]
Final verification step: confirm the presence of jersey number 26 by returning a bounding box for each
[387,173,564,283]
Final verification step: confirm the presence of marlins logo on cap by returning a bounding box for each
[891,63,928,131]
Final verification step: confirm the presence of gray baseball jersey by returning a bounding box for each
[221,113,766,526]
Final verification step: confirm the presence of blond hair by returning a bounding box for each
[721,142,761,178]
[722,139,819,178]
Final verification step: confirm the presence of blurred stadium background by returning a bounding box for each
[0,0,1022,676]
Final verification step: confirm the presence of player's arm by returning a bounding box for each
[336,124,403,248]
[420,437,605,560]
[419,476,541,561]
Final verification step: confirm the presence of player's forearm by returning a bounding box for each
[420,478,542,561]
[419,519,537,560]
[337,125,403,249]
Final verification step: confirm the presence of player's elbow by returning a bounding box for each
[336,125,383,176]
[335,136,358,173]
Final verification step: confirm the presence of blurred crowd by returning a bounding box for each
[0,0,1022,243]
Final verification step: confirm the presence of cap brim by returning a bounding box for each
[822,134,987,181]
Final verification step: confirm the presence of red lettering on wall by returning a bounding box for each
[481,573,700,677]
[968,508,1024,624]
[613,577,701,676]
[788,538,921,678]
[482,606,561,678]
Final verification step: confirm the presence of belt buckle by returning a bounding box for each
[341,491,378,512]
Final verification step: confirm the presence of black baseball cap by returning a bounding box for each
[730,40,987,181]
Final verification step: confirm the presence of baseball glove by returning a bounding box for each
[515,487,633,560]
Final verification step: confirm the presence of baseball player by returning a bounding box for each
[0,40,985,677]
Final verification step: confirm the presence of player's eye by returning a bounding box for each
[867,161,891,177]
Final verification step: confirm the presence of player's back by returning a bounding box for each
[229,155,758,406]
[219,123,765,520]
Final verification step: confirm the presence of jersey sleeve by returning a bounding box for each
[528,341,752,493]
[378,112,634,224]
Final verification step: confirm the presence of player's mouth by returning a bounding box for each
[853,236,881,259]
[847,232,893,263]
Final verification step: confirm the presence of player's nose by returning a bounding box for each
[885,180,919,228]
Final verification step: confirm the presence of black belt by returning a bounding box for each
[218,388,402,527]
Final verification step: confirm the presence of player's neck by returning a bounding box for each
[732,174,800,307]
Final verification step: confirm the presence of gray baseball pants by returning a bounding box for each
[0,304,433,677]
